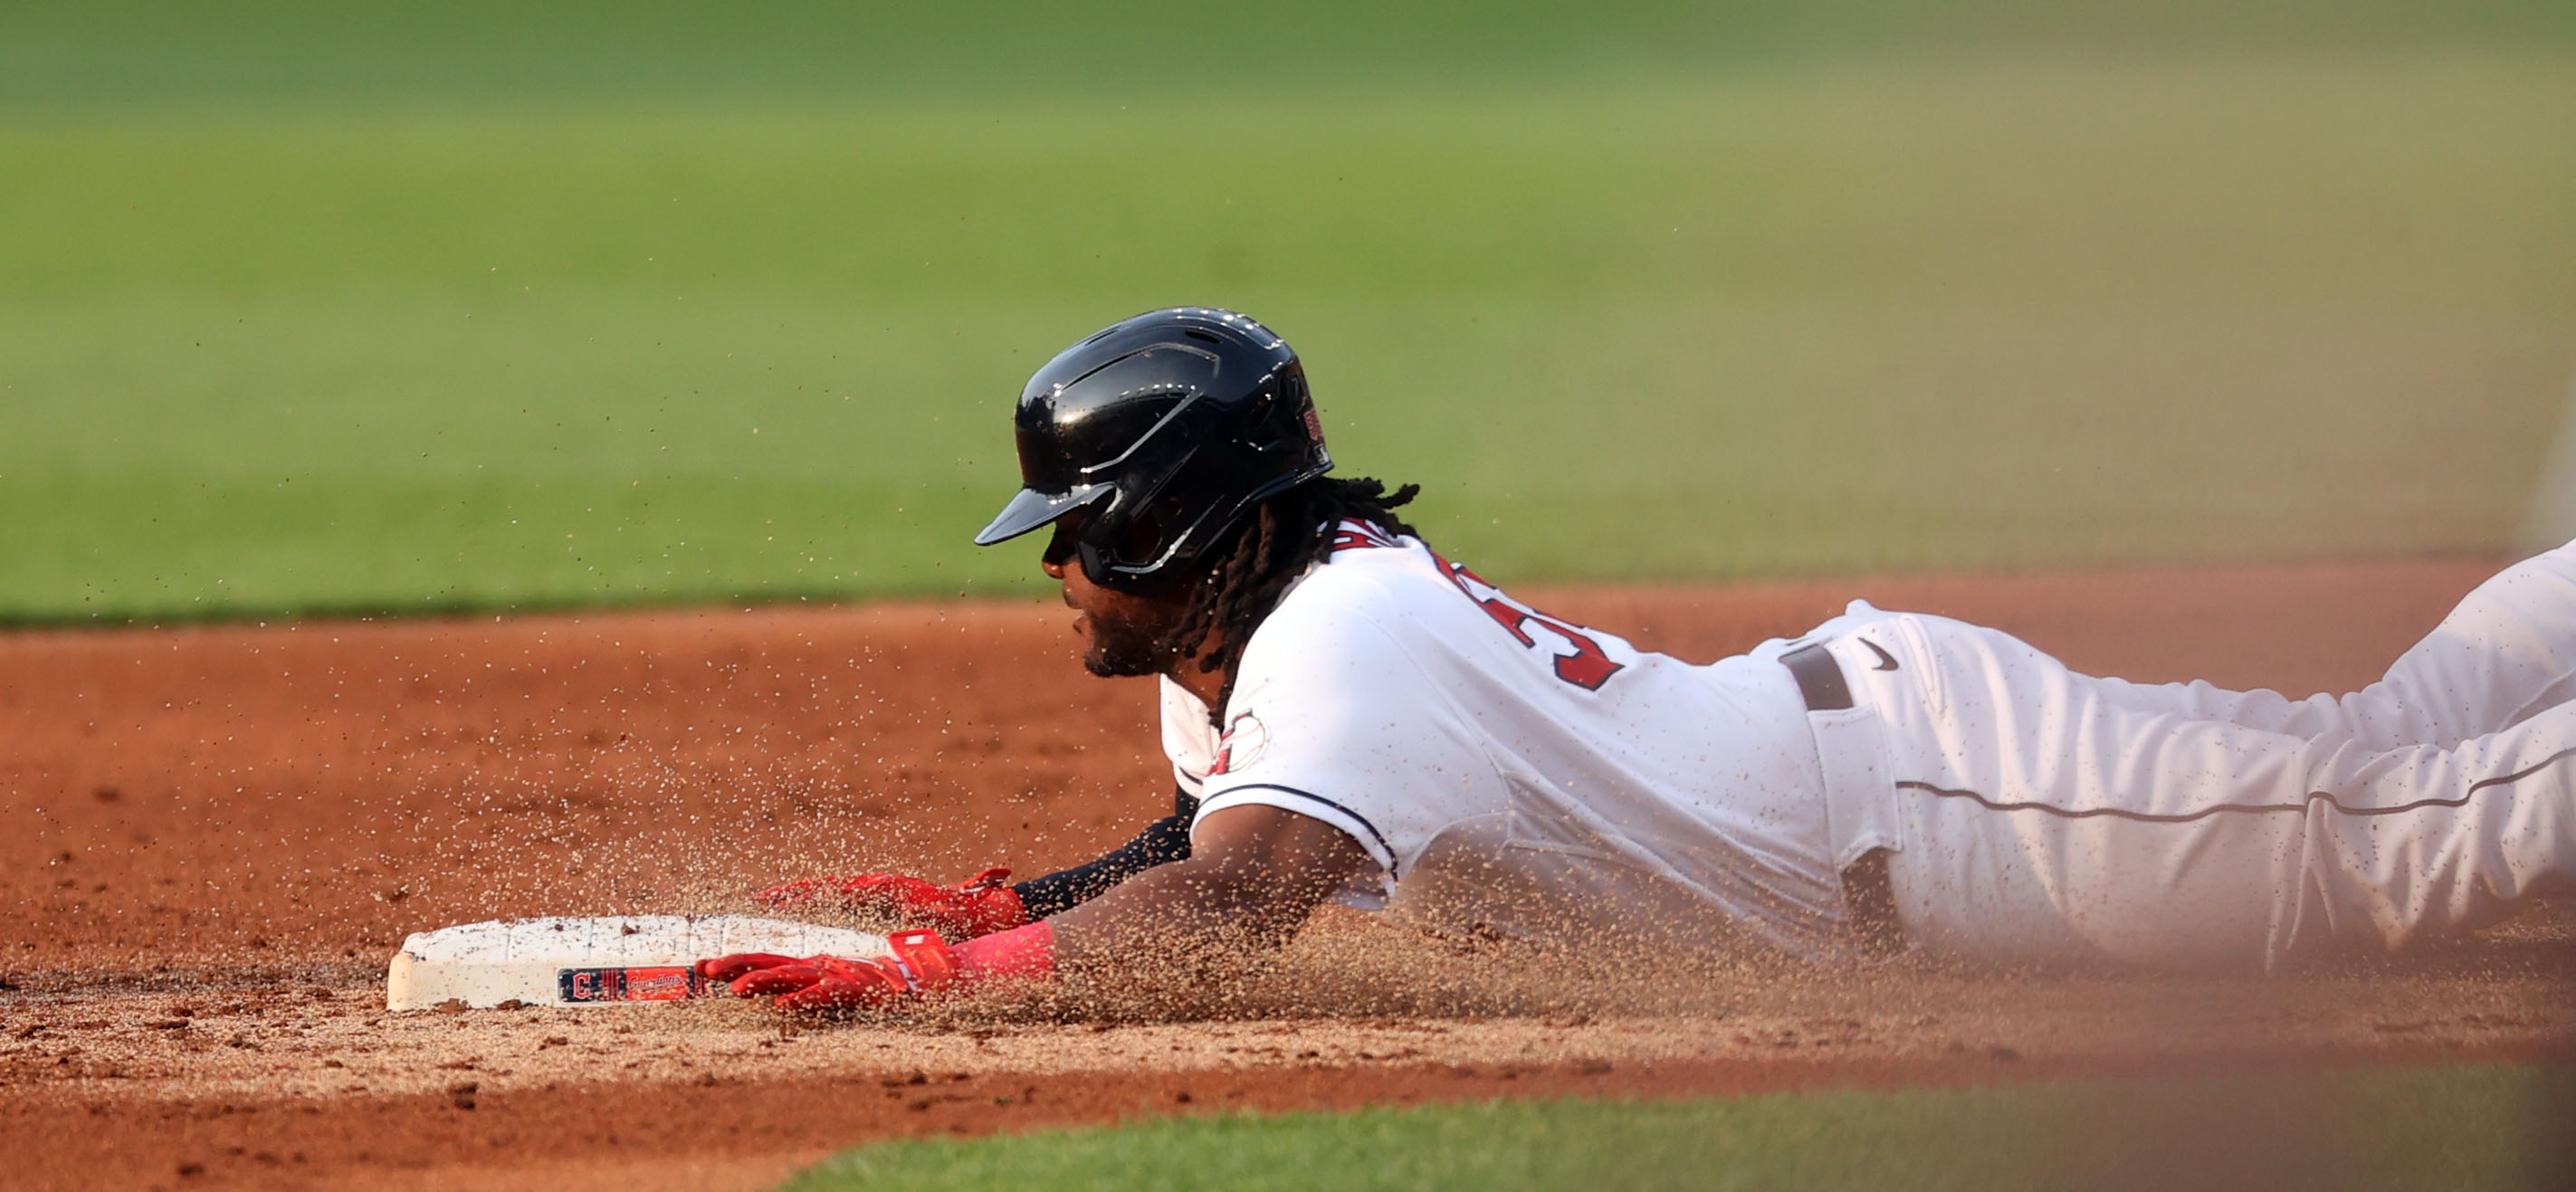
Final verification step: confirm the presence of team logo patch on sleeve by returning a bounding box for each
[1209,712,1270,776]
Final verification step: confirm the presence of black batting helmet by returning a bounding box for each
[972,307,1332,589]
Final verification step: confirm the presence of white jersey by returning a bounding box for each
[1161,520,1850,958]
[1158,522,2576,970]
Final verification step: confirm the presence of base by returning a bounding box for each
[385,914,889,1010]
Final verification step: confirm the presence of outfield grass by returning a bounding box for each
[3,5,2571,619]
[782,1063,2576,1192]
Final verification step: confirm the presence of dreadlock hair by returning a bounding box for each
[1154,475,1423,722]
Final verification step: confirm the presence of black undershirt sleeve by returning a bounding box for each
[1008,786,1202,920]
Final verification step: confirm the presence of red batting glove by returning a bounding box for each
[696,929,962,1013]
[753,866,1030,940]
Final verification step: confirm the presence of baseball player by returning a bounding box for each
[701,307,2576,1010]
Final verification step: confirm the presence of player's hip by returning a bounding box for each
[1778,610,2308,968]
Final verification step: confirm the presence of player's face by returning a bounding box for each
[1041,518,1188,679]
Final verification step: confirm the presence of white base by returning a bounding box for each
[385,914,889,1010]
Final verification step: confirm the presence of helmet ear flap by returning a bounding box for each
[1077,496,1201,592]
[1238,368,1315,454]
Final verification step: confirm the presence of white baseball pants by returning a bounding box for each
[1809,539,2576,969]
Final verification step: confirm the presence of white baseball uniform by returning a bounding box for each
[1163,520,2576,969]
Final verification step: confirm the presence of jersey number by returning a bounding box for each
[1431,554,1625,691]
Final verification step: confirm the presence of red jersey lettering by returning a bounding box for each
[1430,554,1625,691]
[1329,519,1401,555]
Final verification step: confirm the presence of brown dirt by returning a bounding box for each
[3,558,2571,1190]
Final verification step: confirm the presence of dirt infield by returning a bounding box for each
[4,559,2571,1189]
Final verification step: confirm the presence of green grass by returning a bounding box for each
[3,4,2572,619]
[782,1063,2576,1192]
[8,1,2567,108]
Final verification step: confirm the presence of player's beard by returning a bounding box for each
[1080,602,1181,678]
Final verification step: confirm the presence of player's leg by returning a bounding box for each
[1846,614,2576,968]
[2054,537,2576,749]
[2323,536,2576,748]
[2280,699,2576,957]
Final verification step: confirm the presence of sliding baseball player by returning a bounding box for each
[702,308,2576,1010]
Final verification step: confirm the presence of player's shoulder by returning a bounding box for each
[1226,522,1456,710]
[1276,520,1451,615]
[1234,520,1440,650]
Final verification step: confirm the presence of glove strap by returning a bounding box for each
[881,929,963,993]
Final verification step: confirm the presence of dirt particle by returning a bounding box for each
[176,1161,204,1178]
[1988,1046,2021,1062]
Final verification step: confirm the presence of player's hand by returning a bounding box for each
[754,866,1030,939]
[697,929,961,1012]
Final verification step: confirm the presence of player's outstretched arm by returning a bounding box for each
[1046,803,1372,974]
[747,788,1205,937]
[700,804,1369,1012]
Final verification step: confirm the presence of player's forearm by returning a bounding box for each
[1008,813,1194,918]
[1007,786,1202,918]
[1044,804,1371,975]
[1045,856,1312,972]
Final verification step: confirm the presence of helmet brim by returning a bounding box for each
[971,483,1114,547]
